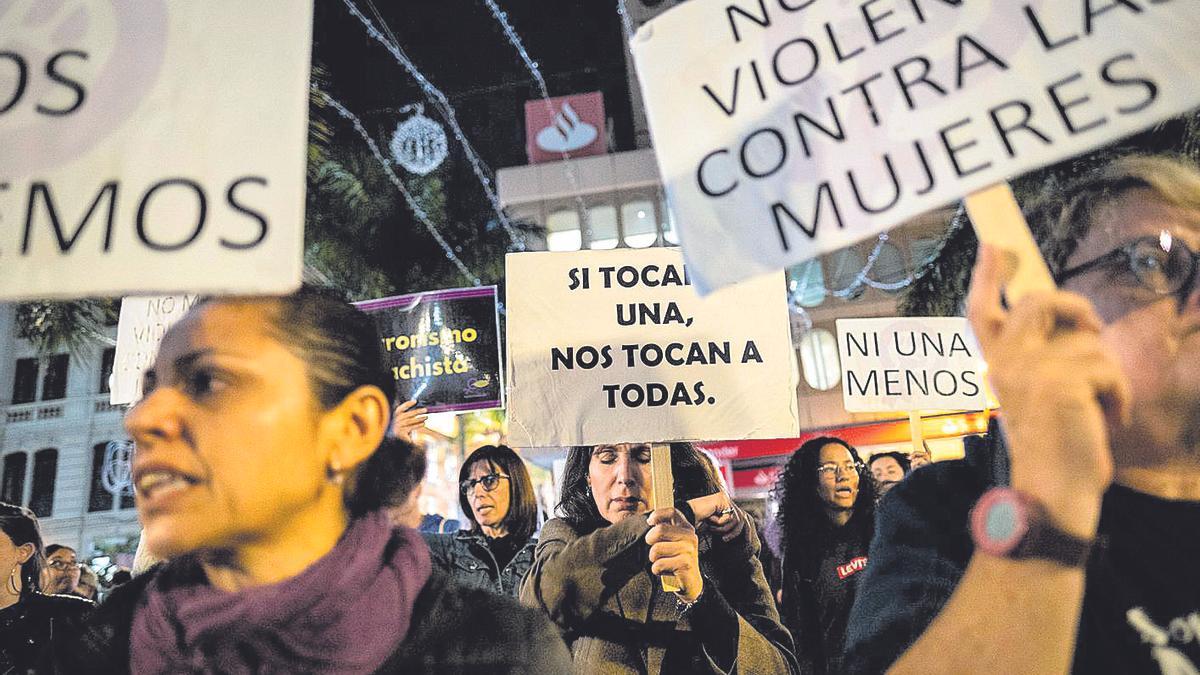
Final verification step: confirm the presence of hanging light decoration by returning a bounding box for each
[390,104,448,175]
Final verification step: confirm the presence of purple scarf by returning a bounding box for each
[130,511,431,674]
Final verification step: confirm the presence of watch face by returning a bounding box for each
[971,488,1028,556]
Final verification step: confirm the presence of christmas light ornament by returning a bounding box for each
[390,106,448,175]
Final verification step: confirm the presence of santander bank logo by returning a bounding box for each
[524,91,605,164]
[535,102,598,153]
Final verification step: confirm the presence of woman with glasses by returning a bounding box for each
[425,445,539,598]
[521,442,797,673]
[773,436,876,675]
[1,503,93,674]
[56,287,570,674]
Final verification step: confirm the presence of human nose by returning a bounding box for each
[125,386,184,448]
[615,453,639,485]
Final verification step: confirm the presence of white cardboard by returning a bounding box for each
[632,1,1200,292]
[836,317,987,413]
[0,1,313,300]
[110,294,197,405]
[506,247,799,447]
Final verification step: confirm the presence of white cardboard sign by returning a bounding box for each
[0,2,313,300]
[632,1,1200,292]
[836,317,987,413]
[111,294,198,405]
[506,247,799,447]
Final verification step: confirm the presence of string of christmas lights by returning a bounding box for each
[317,87,483,286]
[343,0,526,250]
[482,0,592,231]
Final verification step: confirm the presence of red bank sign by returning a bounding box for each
[524,92,606,164]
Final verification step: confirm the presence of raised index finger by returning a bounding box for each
[965,244,1011,347]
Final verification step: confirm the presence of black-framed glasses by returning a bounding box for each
[1054,233,1199,300]
[816,462,865,478]
[459,473,509,495]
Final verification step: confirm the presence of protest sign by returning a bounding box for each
[111,294,198,405]
[836,317,987,413]
[506,247,798,448]
[631,0,1200,293]
[356,287,503,414]
[0,2,313,300]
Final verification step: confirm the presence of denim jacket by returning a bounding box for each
[423,529,536,599]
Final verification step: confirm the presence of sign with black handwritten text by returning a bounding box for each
[836,317,988,413]
[506,247,798,447]
[356,287,503,415]
[0,2,313,300]
[111,294,198,405]
[632,0,1200,292]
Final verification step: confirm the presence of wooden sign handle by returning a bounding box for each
[963,182,1057,302]
[909,411,924,457]
[650,444,681,593]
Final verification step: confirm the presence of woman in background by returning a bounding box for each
[425,444,539,598]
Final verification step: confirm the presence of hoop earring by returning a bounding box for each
[6,565,20,596]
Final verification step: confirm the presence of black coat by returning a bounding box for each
[0,592,93,674]
[57,565,571,674]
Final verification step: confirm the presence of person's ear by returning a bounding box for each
[14,543,34,564]
[323,385,390,475]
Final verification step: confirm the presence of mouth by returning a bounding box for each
[834,487,855,498]
[609,497,644,511]
[134,467,201,503]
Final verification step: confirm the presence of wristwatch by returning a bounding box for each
[970,487,1094,568]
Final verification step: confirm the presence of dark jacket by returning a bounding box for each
[56,565,572,674]
[0,592,93,674]
[522,514,798,674]
[780,519,872,675]
[423,529,535,598]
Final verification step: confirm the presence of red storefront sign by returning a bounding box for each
[524,92,606,164]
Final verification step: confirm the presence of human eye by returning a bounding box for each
[183,365,228,400]
[634,446,652,463]
[595,448,617,464]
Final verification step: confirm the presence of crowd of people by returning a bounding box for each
[0,153,1196,673]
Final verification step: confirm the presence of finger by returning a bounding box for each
[722,513,747,542]
[1004,291,1103,346]
[649,541,693,563]
[645,523,696,547]
[647,507,685,528]
[651,555,697,577]
[395,400,418,413]
[1083,353,1133,429]
[966,244,1011,345]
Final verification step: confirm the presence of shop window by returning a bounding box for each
[546,209,581,251]
[41,354,69,401]
[788,259,827,308]
[586,204,618,250]
[622,200,657,248]
[12,358,37,404]
[99,348,116,394]
[1,453,27,505]
[29,449,57,517]
[798,329,840,391]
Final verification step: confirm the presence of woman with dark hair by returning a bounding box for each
[57,286,571,674]
[0,502,93,673]
[522,442,797,673]
[773,436,876,675]
[425,444,539,598]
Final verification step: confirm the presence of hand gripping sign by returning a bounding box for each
[0,1,313,300]
[631,0,1200,294]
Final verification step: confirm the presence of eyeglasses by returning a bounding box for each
[816,462,864,478]
[459,473,509,495]
[46,560,81,571]
[1055,232,1199,301]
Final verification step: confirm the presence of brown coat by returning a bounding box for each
[521,514,798,674]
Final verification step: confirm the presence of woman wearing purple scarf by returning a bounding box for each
[58,286,571,674]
